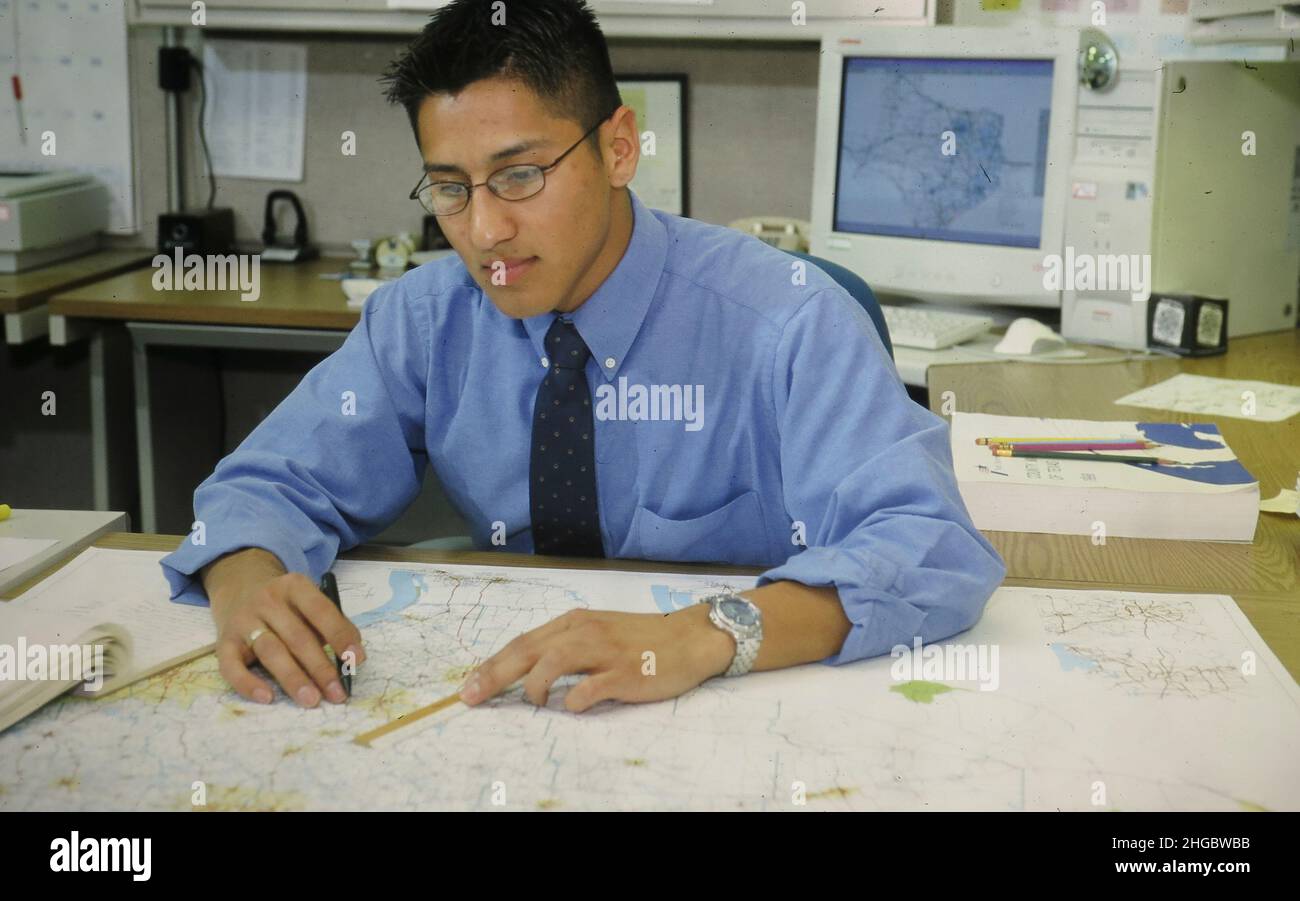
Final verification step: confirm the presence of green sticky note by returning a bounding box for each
[980,0,1022,9]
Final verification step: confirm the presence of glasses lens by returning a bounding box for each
[419,182,469,216]
[489,165,545,201]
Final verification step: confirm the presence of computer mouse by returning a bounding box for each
[994,318,1067,355]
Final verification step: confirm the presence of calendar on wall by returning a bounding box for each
[0,0,136,232]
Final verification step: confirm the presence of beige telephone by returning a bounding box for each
[727,216,811,253]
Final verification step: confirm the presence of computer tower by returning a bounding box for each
[1062,59,1300,348]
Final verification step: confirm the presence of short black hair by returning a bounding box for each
[382,0,622,149]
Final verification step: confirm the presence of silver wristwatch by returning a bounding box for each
[704,593,763,677]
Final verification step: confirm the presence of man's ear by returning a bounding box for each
[603,105,640,190]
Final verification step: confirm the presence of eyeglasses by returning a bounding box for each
[409,113,612,217]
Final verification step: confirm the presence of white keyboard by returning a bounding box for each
[881,305,995,350]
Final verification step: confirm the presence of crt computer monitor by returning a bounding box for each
[810,26,1079,309]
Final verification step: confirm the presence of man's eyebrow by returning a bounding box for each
[422,138,551,175]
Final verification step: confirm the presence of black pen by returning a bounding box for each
[319,571,352,697]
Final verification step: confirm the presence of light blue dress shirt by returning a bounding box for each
[160,188,1005,664]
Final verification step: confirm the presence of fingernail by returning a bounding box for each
[346,644,365,666]
[253,687,272,704]
[325,680,346,703]
[460,674,482,704]
[297,685,321,707]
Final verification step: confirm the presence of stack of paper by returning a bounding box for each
[950,413,1259,541]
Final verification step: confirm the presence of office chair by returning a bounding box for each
[783,249,893,360]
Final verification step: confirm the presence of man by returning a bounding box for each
[160,0,1005,714]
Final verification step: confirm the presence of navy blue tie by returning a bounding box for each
[530,317,604,557]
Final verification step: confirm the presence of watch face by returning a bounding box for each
[721,597,757,626]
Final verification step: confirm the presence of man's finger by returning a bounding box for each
[285,576,366,666]
[565,671,623,713]
[216,637,274,705]
[247,627,322,708]
[462,609,588,705]
[260,601,347,704]
[463,641,541,705]
[520,640,604,707]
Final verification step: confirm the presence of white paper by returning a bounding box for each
[0,537,58,575]
[202,39,307,182]
[1,551,1298,811]
[1116,373,1300,422]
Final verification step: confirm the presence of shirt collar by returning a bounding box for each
[520,188,665,383]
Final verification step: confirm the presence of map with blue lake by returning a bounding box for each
[2,554,1297,811]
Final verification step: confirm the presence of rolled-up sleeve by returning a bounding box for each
[756,289,1006,664]
[159,282,432,605]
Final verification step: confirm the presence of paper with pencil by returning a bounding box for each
[951,413,1259,541]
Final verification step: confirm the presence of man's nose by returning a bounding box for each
[467,188,517,252]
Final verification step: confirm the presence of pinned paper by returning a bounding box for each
[202,39,307,181]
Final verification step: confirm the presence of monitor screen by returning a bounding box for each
[834,57,1054,249]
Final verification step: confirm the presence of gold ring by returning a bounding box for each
[245,627,267,649]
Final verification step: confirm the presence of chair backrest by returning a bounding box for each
[783,250,893,360]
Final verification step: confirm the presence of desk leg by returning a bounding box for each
[90,328,110,511]
[5,306,50,345]
[131,332,158,534]
[52,317,126,513]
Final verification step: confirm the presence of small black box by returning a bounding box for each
[158,208,235,255]
[1147,293,1229,357]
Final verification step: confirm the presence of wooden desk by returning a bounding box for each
[48,255,363,330]
[928,329,1300,596]
[0,250,150,343]
[46,257,377,531]
[8,532,1297,683]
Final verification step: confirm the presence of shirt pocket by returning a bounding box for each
[630,489,769,566]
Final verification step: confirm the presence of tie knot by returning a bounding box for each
[545,318,591,370]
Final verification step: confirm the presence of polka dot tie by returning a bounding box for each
[529,316,604,557]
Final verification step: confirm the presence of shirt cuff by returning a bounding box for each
[159,520,314,608]
[757,545,923,666]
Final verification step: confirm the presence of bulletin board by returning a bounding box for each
[0,0,136,232]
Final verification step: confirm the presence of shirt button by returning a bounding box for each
[604,356,616,369]
[540,356,549,368]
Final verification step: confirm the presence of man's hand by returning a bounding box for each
[202,549,366,708]
[459,603,735,713]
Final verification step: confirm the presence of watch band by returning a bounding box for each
[705,594,763,678]
[724,626,760,677]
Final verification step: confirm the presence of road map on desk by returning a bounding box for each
[2,551,1298,811]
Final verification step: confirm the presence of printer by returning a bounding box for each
[0,171,110,273]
